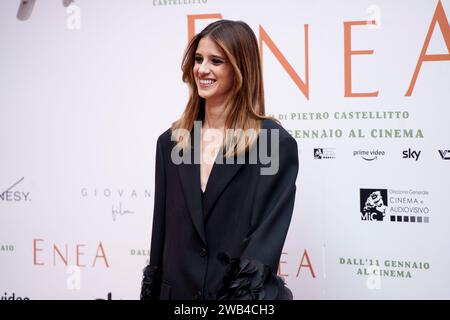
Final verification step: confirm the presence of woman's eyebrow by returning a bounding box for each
[195,53,225,59]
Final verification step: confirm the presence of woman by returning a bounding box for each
[141,19,299,300]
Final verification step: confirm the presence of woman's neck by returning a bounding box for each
[204,100,228,130]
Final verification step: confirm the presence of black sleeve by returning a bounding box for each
[140,135,166,300]
[216,134,299,300]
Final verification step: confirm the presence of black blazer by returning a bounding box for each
[140,119,299,300]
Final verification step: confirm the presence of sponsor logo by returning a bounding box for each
[0,177,31,203]
[360,188,431,223]
[438,150,450,160]
[80,187,151,222]
[1,292,30,300]
[360,189,388,221]
[314,148,336,159]
[353,149,385,161]
[402,148,421,161]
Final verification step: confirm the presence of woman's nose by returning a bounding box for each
[199,62,210,75]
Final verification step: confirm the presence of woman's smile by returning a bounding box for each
[198,79,217,88]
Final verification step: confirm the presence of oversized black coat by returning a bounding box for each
[140,119,299,300]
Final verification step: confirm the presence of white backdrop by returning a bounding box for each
[1,0,449,300]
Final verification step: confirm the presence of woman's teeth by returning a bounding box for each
[199,79,216,86]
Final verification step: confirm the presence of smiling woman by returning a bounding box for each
[141,19,299,300]
[193,38,234,108]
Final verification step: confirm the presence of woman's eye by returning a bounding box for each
[195,56,223,65]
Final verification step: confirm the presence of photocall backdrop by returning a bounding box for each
[1,0,449,300]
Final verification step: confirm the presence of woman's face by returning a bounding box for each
[193,37,234,106]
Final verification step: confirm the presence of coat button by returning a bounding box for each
[193,290,202,300]
[199,248,207,257]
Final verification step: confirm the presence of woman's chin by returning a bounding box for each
[198,91,215,100]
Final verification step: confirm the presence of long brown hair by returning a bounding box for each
[172,19,274,157]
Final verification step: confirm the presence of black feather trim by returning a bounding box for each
[140,265,161,300]
[216,253,293,300]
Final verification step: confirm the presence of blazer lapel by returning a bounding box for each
[203,150,244,221]
[176,128,245,241]
[177,162,206,244]
[176,129,207,245]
